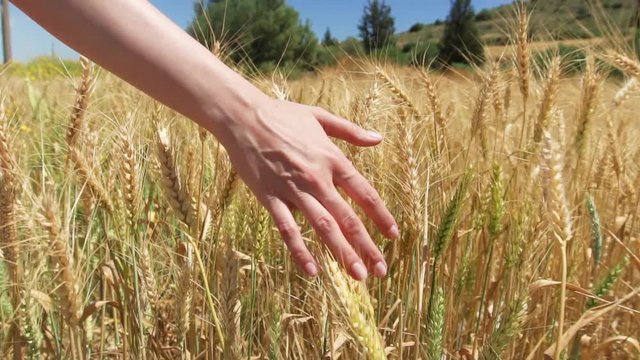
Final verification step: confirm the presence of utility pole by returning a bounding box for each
[2,0,11,63]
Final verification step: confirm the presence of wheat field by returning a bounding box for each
[1,8,640,360]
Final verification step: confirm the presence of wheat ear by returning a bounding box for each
[532,58,562,145]
[221,241,242,359]
[323,259,386,360]
[66,56,93,150]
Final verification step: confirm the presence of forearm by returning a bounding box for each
[12,0,266,141]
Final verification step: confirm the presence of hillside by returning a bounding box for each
[396,0,638,53]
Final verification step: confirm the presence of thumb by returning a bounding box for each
[312,107,383,147]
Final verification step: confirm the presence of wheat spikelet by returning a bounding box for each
[139,245,157,315]
[612,78,637,108]
[426,286,445,360]
[155,128,197,231]
[602,117,635,203]
[432,170,473,262]
[420,69,446,128]
[323,259,386,360]
[471,63,499,156]
[252,202,270,260]
[0,102,23,358]
[480,296,526,360]
[267,299,282,360]
[221,241,242,359]
[175,242,193,349]
[393,111,423,253]
[540,126,572,360]
[212,169,237,230]
[541,127,572,243]
[532,58,562,145]
[420,69,450,154]
[376,67,420,116]
[66,56,93,149]
[586,257,628,308]
[490,71,505,125]
[606,51,640,79]
[574,56,600,163]
[39,197,81,327]
[515,3,530,105]
[349,81,382,162]
[361,79,382,125]
[0,102,19,287]
[119,132,139,230]
[69,147,114,213]
[20,295,42,360]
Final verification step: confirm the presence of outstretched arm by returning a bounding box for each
[13,0,398,280]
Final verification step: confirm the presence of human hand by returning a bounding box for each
[222,97,399,281]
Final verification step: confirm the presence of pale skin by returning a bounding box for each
[13,0,399,281]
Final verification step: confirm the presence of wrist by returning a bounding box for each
[196,75,272,147]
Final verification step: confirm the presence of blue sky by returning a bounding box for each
[8,0,512,62]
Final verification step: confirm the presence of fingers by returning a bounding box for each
[294,193,370,281]
[264,197,318,277]
[312,106,383,147]
[320,190,388,278]
[336,164,399,240]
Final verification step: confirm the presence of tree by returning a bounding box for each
[409,23,424,33]
[188,0,318,70]
[437,0,484,66]
[2,0,11,63]
[358,0,395,53]
[322,28,338,46]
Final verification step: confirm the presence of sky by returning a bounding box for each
[7,0,512,62]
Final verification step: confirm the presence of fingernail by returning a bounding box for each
[389,225,400,239]
[304,262,318,277]
[373,261,387,277]
[351,262,368,281]
[367,130,383,141]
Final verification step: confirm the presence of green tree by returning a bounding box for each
[188,0,318,70]
[437,0,484,66]
[322,28,338,46]
[358,0,396,53]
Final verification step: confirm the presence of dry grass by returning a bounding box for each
[1,9,640,360]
